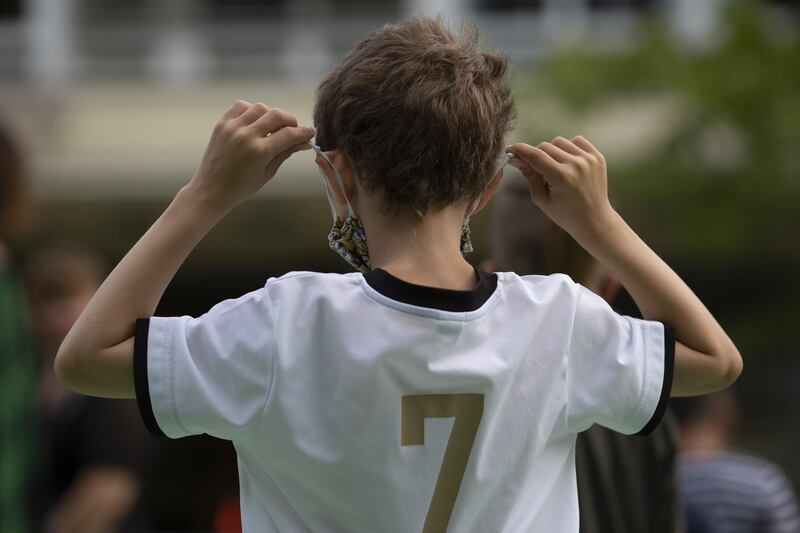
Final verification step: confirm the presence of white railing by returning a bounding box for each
[0,0,703,87]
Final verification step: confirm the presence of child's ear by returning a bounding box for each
[470,168,505,215]
[315,150,358,207]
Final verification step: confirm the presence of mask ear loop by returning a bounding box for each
[307,141,355,220]
[467,152,516,216]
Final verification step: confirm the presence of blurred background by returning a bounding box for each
[1,0,798,531]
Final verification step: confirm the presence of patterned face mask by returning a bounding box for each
[309,142,514,273]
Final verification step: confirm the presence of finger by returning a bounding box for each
[250,107,298,135]
[524,171,550,207]
[537,141,575,164]
[571,135,603,158]
[264,126,316,156]
[507,143,562,179]
[291,141,313,153]
[507,159,548,203]
[278,141,312,160]
[507,155,534,175]
[234,102,270,126]
[264,140,313,180]
[551,136,584,156]
[264,147,295,178]
[221,100,250,120]
[507,156,549,204]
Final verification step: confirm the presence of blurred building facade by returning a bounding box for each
[2,3,799,529]
[3,0,794,200]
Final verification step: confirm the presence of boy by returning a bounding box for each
[56,16,742,532]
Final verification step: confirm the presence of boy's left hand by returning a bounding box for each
[506,136,614,244]
[187,100,315,212]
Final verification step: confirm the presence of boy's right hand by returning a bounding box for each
[186,100,315,212]
[506,136,617,244]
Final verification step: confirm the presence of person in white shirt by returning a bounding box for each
[55,15,742,532]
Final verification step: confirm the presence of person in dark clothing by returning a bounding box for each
[25,242,155,533]
[487,173,681,533]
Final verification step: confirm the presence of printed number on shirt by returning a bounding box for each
[401,394,484,533]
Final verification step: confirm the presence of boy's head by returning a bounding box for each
[313,15,516,216]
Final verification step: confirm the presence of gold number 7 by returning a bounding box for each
[401,394,484,533]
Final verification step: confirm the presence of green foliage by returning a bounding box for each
[515,2,800,262]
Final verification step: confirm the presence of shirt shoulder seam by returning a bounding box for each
[563,282,582,434]
[242,283,279,443]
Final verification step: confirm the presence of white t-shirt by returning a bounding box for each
[134,269,674,532]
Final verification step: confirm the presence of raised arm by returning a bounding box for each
[55,101,314,398]
[506,136,742,397]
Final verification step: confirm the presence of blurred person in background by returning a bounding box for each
[25,242,154,533]
[0,122,38,533]
[487,175,681,533]
[672,391,800,533]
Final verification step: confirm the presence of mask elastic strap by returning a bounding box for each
[466,152,516,217]
[308,141,355,219]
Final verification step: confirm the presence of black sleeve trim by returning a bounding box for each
[134,318,167,438]
[636,323,675,436]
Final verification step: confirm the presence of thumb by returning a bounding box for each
[525,171,549,207]
[263,147,295,180]
[509,158,549,207]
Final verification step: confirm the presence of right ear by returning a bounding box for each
[469,167,505,216]
[315,150,352,219]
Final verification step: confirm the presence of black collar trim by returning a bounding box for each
[363,267,498,312]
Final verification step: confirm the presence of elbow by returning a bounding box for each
[711,342,743,391]
[673,340,743,397]
[54,341,89,393]
[722,347,743,387]
[53,342,75,387]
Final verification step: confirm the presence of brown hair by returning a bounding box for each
[313,15,516,215]
[489,177,598,284]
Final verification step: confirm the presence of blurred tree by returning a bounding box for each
[515,1,800,265]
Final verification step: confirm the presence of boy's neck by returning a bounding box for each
[360,203,479,291]
[374,255,478,291]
